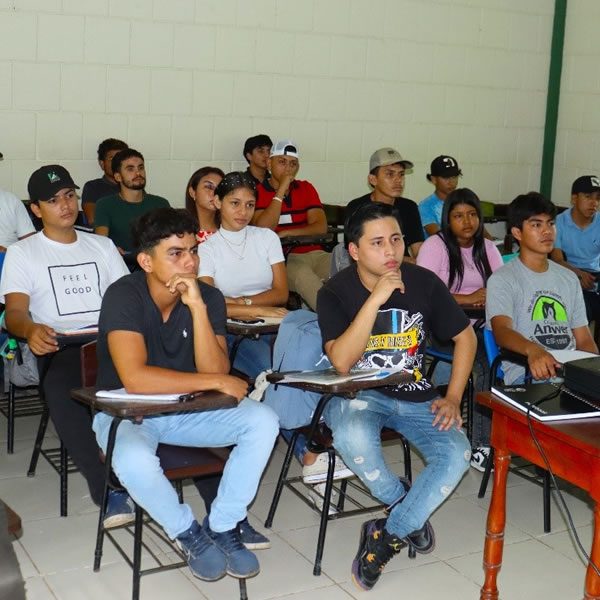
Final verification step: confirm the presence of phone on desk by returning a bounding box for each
[229,318,265,325]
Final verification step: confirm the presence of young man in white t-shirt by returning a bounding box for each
[0,164,130,522]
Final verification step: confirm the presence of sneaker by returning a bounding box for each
[176,520,227,581]
[351,518,405,591]
[103,490,135,529]
[238,517,271,550]
[205,517,260,578]
[307,482,339,516]
[302,452,354,484]
[471,446,492,473]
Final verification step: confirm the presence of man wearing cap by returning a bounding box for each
[419,155,462,238]
[253,139,330,310]
[243,134,272,185]
[551,175,600,341]
[345,147,424,262]
[0,165,130,517]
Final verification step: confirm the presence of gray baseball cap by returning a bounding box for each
[369,147,414,173]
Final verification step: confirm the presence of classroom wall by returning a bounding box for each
[0,0,556,208]
[553,0,600,207]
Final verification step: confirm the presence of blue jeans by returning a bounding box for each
[93,398,279,538]
[324,390,470,538]
[227,333,274,379]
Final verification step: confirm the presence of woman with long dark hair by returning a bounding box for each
[184,166,224,243]
[417,188,503,471]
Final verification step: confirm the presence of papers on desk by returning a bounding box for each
[96,388,182,403]
[278,367,402,385]
[550,350,598,364]
[55,326,98,336]
[227,316,283,326]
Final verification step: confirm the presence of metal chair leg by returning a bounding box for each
[60,443,68,517]
[238,578,248,600]
[543,470,552,533]
[7,382,15,454]
[132,505,144,600]
[478,447,494,498]
[265,432,297,528]
[313,447,335,576]
[27,405,49,477]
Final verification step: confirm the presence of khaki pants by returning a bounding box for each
[286,250,332,310]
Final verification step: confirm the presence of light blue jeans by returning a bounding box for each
[324,390,470,538]
[227,333,274,379]
[93,398,279,539]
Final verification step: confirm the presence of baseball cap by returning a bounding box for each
[28,165,79,202]
[369,148,414,173]
[571,175,600,194]
[427,155,462,180]
[243,134,273,158]
[270,139,299,159]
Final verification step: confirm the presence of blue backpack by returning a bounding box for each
[263,309,330,429]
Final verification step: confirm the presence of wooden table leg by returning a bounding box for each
[584,502,600,600]
[481,449,511,600]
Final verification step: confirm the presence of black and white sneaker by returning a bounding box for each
[470,446,492,473]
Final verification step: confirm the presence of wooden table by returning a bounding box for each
[226,320,281,365]
[478,391,600,600]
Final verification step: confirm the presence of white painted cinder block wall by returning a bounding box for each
[0,0,563,209]
[553,0,600,207]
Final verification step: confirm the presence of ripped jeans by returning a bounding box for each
[323,390,470,539]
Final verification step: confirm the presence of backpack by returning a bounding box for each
[263,309,331,429]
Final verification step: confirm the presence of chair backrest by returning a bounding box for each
[483,328,504,388]
[80,340,98,387]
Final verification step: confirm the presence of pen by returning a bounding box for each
[178,391,204,402]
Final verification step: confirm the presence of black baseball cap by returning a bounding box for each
[243,134,273,160]
[427,155,462,181]
[572,175,600,194]
[28,165,79,202]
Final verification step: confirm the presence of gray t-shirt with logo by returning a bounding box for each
[486,258,588,384]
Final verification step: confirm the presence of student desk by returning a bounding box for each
[461,303,486,329]
[279,232,337,259]
[226,320,281,366]
[477,391,600,600]
[71,386,238,595]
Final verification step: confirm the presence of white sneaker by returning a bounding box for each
[302,452,354,484]
[307,482,339,516]
[470,446,492,473]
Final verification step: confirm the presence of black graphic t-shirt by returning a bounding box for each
[317,263,470,402]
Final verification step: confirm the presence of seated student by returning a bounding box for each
[184,166,224,243]
[345,147,424,263]
[417,188,503,472]
[92,207,279,581]
[94,148,169,255]
[419,155,462,238]
[0,165,130,519]
[81,138,128,226]
[550,175,600,339]
[243,134,272,185]
[198,172,288,377]
[487,192,598,386]
[253,139,330,311]
[317,202,475,591]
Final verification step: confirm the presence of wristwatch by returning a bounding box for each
[242,297,252,305]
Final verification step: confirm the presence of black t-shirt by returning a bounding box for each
[316,263,469,402]
[81,177,119,206]
[96,270,227,389]
[345,194,424,256]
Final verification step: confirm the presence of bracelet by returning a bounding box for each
[272,196,283,203]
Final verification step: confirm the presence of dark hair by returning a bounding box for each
[243,134,273,163]
[507,192,557,231]
[111,148,144,175]
[131,207,198,254]
[438,188,492,290]
[345,202,398,246]
[213,172,257,228]
[184,166,225,215]
[97,138,128,161]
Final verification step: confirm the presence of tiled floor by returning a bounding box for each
[1,415,594,600]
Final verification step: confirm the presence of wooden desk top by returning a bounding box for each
[226,321,280,336]
[71,387,238,418]
[461,303,485,320]
[267,371,413,395]
[478,391,600,455]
